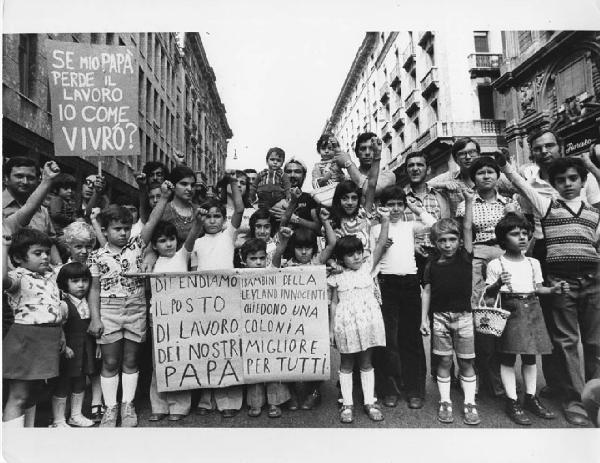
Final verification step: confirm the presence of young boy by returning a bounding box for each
[240,238,291,418]
[88,180,172,427]
[420,193,480,425]
[147,213,205,422]
[190,171,244,418]
[248,147,291,210]
[372,184,437,409]
[499,152,600,426]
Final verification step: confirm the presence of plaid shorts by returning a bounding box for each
[432,311,475,359]
[98,297,147,344]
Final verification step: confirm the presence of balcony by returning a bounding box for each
[418,31,434,48]
[420,67,439,97]
[390,64,401,88]
[392,106,405,129]
[404,89,420,115]
[402,43,416,71]
[381,121,392,140]
[468,53,502,77]
[379,83,390,103]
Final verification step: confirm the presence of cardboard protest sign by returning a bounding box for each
[150,267,330,392]
[45,39,140,157]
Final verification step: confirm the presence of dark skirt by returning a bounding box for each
[498,293,552,355]
[3,324,62,380]
[62,300,97,377]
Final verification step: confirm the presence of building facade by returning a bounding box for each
[324,31,507,181]
[493,31,600,164]
[3,32,231,197]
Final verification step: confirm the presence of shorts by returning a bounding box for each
[98,297,147,345]
[432,311,475,359]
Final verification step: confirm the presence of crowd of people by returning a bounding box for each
[2,127,600,429]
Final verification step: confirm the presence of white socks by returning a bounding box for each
[101,375,119,407]
[437,376,451,402]
[2,415,24,428]
[460,375,477,405]
[121,371,139,403]
[91,374,103,407]
[360,369,376,405]
[51,396,67,425]
[500,365,518,400]
[339,371,353,406]
[24,405,36,428]
[70,392,85,418]
[522,363,537,395]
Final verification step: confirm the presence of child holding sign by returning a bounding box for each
[147,213,205,422]
[88,181,172,427]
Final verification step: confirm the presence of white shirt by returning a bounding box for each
[191,225,237,270]
[68,294,91,319]
[153,247,190,273]
[486,256,543,294]
[130,219,144,238]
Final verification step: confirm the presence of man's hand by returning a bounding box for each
[334,151,353,169]
[279,226,293,240]
[94,175,106,192]
[135,172,147,188]
[494,148,509,168]
[42,161,61,182]
[370,136,383,161]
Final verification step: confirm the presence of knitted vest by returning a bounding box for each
[541,200,599,272]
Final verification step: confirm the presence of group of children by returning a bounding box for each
[2,135,599,429]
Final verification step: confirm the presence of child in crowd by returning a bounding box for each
[191,171,244,418]
[147,212,205,423]
[241,209,278,267]
[248,147,291,210]
[241,238,292,418]
[420,199,479,425]
[271,208,337,410]
[312,134,346,189]
[88,181,172,427]
[49,262,96,427]
[373,185,436,410]
[48,173,78,239]
[499,153,600,426]
[328,207,390,423]
[485,213,566,425]
[3,229,68,428]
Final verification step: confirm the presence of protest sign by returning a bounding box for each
[149,267,330,392]
[45,39,140,157]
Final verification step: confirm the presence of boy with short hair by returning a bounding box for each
[88,181,172,427]
[420,193,480,425]
[499,152,600,426]
[248,147,291,210]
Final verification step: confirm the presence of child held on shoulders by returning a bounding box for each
[87,180,173,428]
[248,147,291,210]
[484,213,566,425]
[312,134,346,189]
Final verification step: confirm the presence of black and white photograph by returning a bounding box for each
[1,1,599,462]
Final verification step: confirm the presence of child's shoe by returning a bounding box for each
[505,398,531,426]
[287,394,299,411]
[339,405,354,424]
[68,414,95,427]
[363,404,384,422]
[523,394,555,420]
[120,402,138,427]
[247,407,262,418]
[462,403,481,426]
[267,404,282,418]
[437,401,454,424]
[48,421,71,428]
[99,405,118,428]
[90,405,104,424]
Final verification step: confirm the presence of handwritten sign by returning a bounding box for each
[150,267,330,392]
[45,39,140,157]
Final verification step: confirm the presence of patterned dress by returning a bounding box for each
[327,258,386,354]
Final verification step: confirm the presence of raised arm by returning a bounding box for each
[135,173,150,224]
[462,189,474,254]
[2,236,15,290]
[371,207,390,269]
[318,208,337,264]
[280,187,302,228]
[272,226,293,268]
[363,137,382,214]
[247,171,261,205]
[228,171,245,229]
[84,175,106,219]
[184,208,206,252]
[582,145,600,208]
[140,181,173,244]
[89,208,107,247]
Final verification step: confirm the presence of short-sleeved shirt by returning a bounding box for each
[423,249,473,313]
[456,192,519,243]
[88,235,146,299]
[191,225,237,270]
[335,207,374,253]
[2,189,56,240]
[5,267,63,325]
[294,192,318,222]
[402,184,449,247]
[153,247,190,274]
[486,256,543,294]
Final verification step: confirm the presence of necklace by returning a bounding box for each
[170,201,193,224]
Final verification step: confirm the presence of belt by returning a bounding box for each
[501,292,537,300]
[474,239,497,246]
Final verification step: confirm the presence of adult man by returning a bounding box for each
[243,169,258,189]
[3,157,61,264]
[333,132,396,199]
[142,161,169,188]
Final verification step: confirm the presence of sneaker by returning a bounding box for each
[437,401,454,424]
[90,405,104,424]
[523,394,555,420]
[463,403,481,426]
[505,398,531,426]
[363,404,384,422]
[68,415,95,427]
[99,405,118,428]
[120,402,138,428]
[48,421,71,428]
[339,405,354,424]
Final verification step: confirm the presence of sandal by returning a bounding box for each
[267,404,282,418]
[339,405,354,424]
[248,407,262,418]
[148,413,168,422]
[363,404,384,422]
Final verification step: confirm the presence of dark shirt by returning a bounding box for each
[294,192,318,222]
[423,248,473,313]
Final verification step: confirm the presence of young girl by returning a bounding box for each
[484,213,566,425]
[272,208,337,410]
[49,262,96,427]
[3,229,68,428]
[237,208,278,267]
[328,208,390,423]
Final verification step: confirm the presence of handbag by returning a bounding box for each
[473,292,511,337]
[311,182,338,207]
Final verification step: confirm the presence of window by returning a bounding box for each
[119,38,125,46]
[430,99,438,121]
[138,70,145,116]
[18,34,36,97]
[146,80,152,119]
[477,85,495,119]
[414,117,420,134]
[474,31,489,53]
[518,31,533,53]
[106,33,115,45]
[91,33,101,44]
[556,58,588,104]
